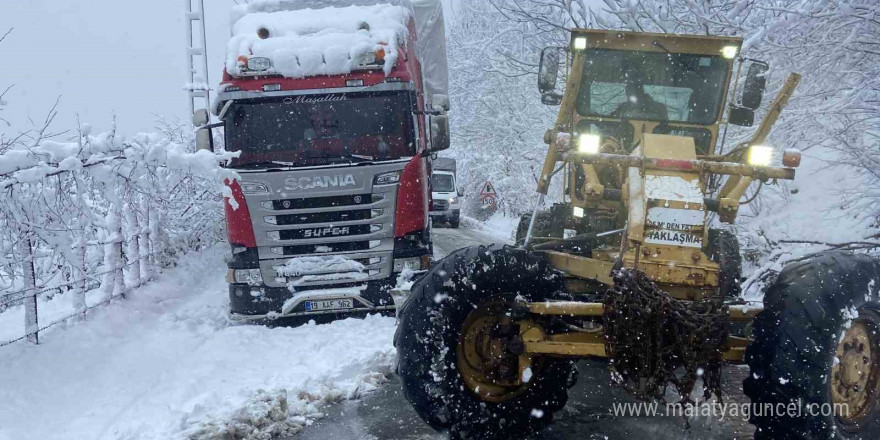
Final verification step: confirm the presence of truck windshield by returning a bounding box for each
[432,173,455,192]
[576,48,730,125]
[225,91,416,168]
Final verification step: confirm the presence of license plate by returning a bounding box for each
[304,299,354,312]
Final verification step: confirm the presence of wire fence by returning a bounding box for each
[0,239,159,348]
[0,125,232,349]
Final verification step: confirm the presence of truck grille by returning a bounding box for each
[264,194,377,211]
[272,240,380,256]
[277,224,374,240]
[433,200,449,211]
[242,165,405,288]
[268,209,375,225]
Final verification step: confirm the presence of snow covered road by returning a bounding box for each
[0,221,500,440]
[0,247,398,440]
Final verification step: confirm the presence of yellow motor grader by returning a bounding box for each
[395,29,879,440]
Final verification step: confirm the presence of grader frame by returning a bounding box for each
[516,29,802,365]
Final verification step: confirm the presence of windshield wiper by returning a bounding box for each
[229,160,295,170]
[322,154,376,164]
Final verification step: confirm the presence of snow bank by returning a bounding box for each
[464,212,519,243]
[736,147,876,300]
[0,246,397,440]
[226,2,410,78]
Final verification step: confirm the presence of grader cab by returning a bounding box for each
[395,29,880,440]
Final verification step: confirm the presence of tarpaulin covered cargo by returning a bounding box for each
[432,157,456,171]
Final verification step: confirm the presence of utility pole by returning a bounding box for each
[184,0,210,118]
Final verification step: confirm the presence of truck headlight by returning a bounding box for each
[240,182,269,194]
[247,57,272,71]
[448,197,457,204]
[234,268,263,286]
[747,145,773,166]
[578,134,601,154]
[374,171,401,185]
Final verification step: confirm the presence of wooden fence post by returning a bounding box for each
[101,204,126,301]
[125,205,141,289]
[19,235,39,344]
[139,200,151,283]
[114,205,126,299]
[71,235,88,317]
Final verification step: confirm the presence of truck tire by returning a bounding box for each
[450,216,460,229]
[744,251,880,439]
[394,245,575,440]
[708,229,742,299]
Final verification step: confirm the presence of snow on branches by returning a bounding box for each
[0,120,236,340]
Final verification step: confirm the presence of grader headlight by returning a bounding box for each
[721,45,739,59]
[747,145,773,166]
[578,134,601,154]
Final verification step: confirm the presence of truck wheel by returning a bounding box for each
[450,216,460,228]
[744,251,880,439]
[395,246,575,440]
[708,229,742,298]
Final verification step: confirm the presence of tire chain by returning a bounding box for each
[603,268,730,405]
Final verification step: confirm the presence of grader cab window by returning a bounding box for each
[576,48,730,125]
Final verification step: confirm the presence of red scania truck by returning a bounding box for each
[198,0,450,321]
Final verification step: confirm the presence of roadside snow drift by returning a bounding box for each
[0,247,397,440]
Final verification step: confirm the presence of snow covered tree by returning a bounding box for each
[446,1,565,218]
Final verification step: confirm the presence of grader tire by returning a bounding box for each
[708,229,743,299]
[394,245,576,440]
[744,251,880,439]
[514,207,566,245]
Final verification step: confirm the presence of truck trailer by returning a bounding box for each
[197,0,450,322]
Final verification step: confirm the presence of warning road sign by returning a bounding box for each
[480,181,496,197]
[479,180,498,210]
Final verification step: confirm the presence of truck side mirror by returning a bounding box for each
[432,94,450,112]
[728,106,755,127]
[538,47,560,94]
[457,187,464,197]
[538,47,565,106]
[741,62,769,110]
[426,114,450,154]
[193,109,214,152]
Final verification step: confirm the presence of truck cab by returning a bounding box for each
[207,0,449,322]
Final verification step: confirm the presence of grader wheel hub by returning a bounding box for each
[831,315,879,425]
[457,301,533,403]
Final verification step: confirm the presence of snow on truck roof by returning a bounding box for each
[227,2,407,77]
[226,0,448,106]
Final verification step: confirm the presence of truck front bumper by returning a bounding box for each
[228,276,399,322]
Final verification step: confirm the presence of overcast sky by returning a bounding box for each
[1,0,455,135]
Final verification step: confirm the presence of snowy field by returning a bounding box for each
[0,246,398,440]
